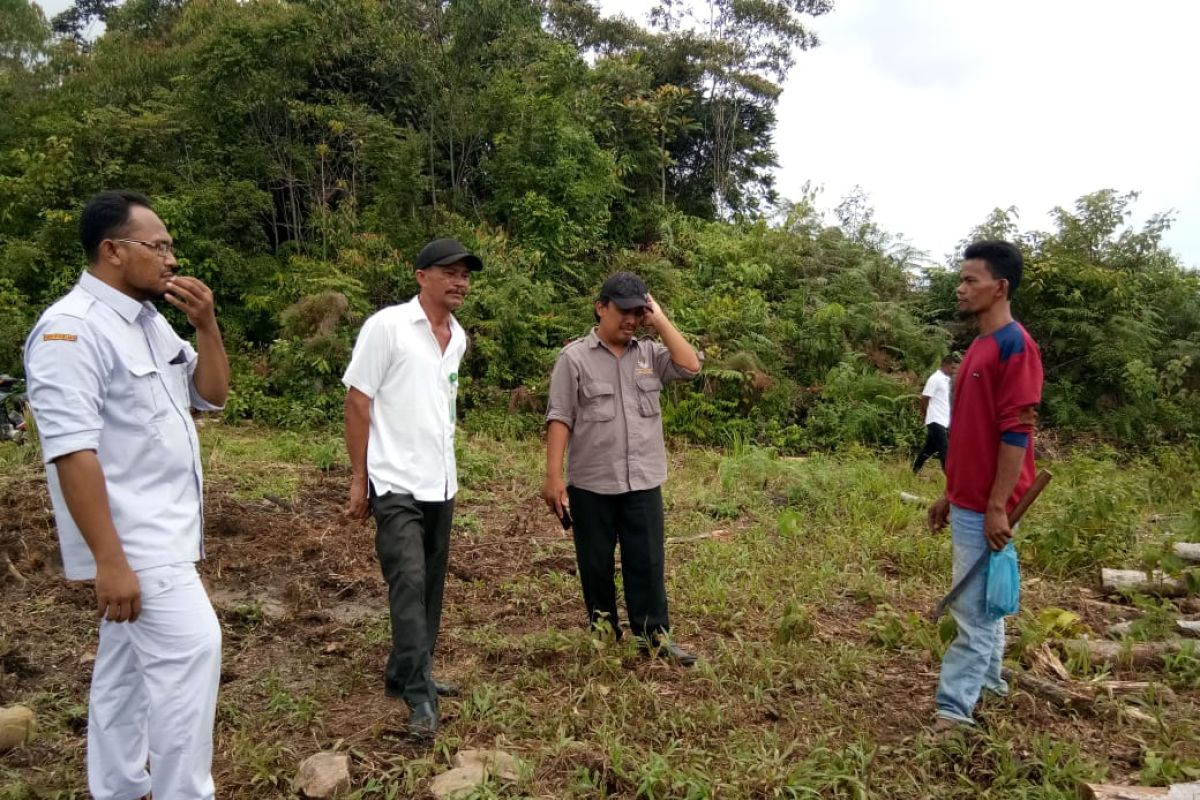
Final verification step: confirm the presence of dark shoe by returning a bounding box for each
[641,638,698,667]
[434,678,459,697]
[927,716,972,739]
[407,700,438,739]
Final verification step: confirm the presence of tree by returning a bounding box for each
[649,0,832,216]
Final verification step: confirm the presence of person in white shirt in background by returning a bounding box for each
[913,354,959,474]
[342,238,481,739]
[24,190,230,800]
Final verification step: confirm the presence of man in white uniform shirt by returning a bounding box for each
[342,238,480,738]
[24,190,230,800]
[913,354,958,474]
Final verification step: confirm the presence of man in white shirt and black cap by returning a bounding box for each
[913,354,958,474]
[342,237,481,738]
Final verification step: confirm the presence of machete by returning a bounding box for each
[928,470,1053,622]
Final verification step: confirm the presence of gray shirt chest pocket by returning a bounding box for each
[580,381,616,422]
[636,375,663,417]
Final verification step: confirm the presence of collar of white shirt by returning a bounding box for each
[79,270,156,324]
[404,295,464,342]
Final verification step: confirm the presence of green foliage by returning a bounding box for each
[926,191,1200,445]
[1162,643,1200,691]
[1,1,1198,455]
[1019,452,1144,578]
[1010,607,1087,660]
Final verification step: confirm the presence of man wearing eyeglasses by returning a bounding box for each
[24,190,229,800]
[542,272,703,666]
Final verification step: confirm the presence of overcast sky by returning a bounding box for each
[599,0,1200,267]
[35,0,1199,266]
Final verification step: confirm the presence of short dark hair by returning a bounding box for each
[941,353,960,365]
[80,190,153,263]
[963,240,1023,299]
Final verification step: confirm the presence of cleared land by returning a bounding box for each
[1,424,1198,798]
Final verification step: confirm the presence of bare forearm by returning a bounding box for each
[988,442,1026,513]
[344,390,371,479]
[54,451,126,568]
[192,323,229,406]
[545,421,569,479]
[919,397,930,419]
[654,315,700,373]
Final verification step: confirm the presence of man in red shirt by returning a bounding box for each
[927,240,1043,729]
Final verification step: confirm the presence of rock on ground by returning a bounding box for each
[294,751,351,798]
[429,749,520,799]
[0,705,36,753]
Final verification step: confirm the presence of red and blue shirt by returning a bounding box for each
[946,321,1044,515]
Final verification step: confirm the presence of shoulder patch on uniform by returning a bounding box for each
[42,333,78,342]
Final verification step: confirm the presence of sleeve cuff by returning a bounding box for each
[545,412,573,429]
[41,431,101,463]
[669,349,704,381]
[341,376,376,398]
[1000,431,1029,448]
[189,381,226,412]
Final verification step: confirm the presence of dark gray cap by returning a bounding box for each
[598,271,648,310]
[415,238,483,271]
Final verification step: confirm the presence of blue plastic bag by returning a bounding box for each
[986,542,1020,620]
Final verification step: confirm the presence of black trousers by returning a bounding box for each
[371,488,453,707]
[913,422,949,473]
[567,485,669,639]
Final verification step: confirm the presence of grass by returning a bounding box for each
[1,424,1199,797]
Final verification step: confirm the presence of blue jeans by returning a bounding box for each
[935,505,1008,724]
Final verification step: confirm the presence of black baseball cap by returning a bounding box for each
[415,238,483,271]
[598,271,648,310]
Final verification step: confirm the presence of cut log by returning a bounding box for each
[1080,781,1200,800]
[1108,620,1200,640]
[1174,543,1200,563]
[1060,638,1182,670]
[1100,568,1188,597]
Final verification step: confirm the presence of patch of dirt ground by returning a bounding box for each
[1,461,1197,797]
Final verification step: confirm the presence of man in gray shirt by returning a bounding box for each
[542,272,702,665]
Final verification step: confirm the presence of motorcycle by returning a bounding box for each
[0,374,28,443]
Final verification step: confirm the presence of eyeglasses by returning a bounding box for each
[114,238,175,258]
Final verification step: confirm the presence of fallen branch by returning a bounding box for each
[1004,669,1094,714]
[1100,568,1188,598]
[1004,670,1176,718]
[3,554,28,586]
[666,529,729,545]
[1080,781,1200,799]
[1092,680,1176,704]
[1174,543,1200,563]
[1027,642,1072,681]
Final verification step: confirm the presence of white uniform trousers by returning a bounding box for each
[87,562,222,800]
